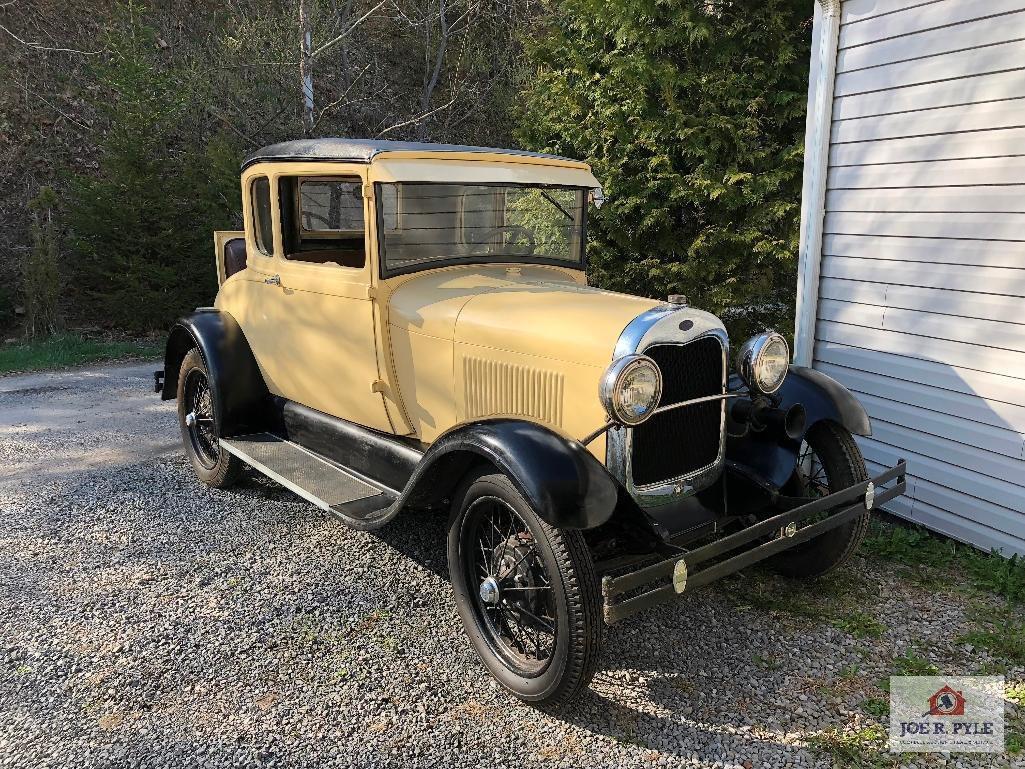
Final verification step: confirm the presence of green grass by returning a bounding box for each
[1007,684,1025,756]
[891,650,939,677]
[1008,732,1024,756]
[752,653,781,671]
[1009,683,1025,705]
[959,604,1025,666]
[376,635,401,655]
[724,567,877,619]
[860,697,889,719]
[863,520,1025,603]
[808,724,892,769]
[839,664,861,680]
[1009,685,1025,749]
[0,333,161,374]
[832,611,887,639]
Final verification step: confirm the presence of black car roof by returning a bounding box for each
[241,138,573,170]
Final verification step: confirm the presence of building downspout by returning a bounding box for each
[793,0,841,367]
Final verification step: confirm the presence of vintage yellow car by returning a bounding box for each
[155,139,906,707]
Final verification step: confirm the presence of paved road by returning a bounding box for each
[0,362,1016,768]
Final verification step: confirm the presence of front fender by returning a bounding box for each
[161,309,270,437]
[726,366,870,489]
[781,367,871,437]
[401,419,619,530]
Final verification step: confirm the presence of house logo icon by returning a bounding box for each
[923,684,966,717]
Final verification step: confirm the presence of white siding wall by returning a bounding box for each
[811,0,1025,555]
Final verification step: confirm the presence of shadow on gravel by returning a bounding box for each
[362,500,810,759]
[234,468,453,579]
[548,683,810,762]
[209,469,829,764]
[367,506,451,580]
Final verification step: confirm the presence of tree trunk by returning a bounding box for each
[419,0,449,141]
[299,0,314,136]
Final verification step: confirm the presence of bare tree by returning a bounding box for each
[299,0,314,136]
[296,0,392,137]
[0,0,544,334]
[416,0,476,140]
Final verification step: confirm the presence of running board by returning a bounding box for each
[219,433,397,522]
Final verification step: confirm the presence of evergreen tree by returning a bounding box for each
[518,0,812,342]
[67,2,241,332]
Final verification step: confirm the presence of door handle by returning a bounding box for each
[264,274,281,286]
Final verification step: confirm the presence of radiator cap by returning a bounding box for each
[667,294,688,306]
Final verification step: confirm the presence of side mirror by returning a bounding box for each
[589,186,605,209]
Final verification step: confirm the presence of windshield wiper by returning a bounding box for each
[539,190,573,221]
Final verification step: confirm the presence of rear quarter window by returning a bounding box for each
[251,177,274,255]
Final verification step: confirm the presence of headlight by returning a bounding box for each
[599,354,662,426]
[736,332,790,394]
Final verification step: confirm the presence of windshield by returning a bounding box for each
[377,182,586,276]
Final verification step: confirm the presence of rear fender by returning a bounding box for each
[161,309,270,437]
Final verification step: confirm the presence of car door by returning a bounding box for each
[234,166,396,434]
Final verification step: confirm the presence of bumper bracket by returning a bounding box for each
[602,460,907,624]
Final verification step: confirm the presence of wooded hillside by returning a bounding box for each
[1,1,811,340]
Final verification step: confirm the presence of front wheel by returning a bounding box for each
[447,472,603,708]
[769,421,871,579]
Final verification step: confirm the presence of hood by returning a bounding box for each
[387,265,661,366]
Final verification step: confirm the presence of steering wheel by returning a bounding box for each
[472,224,536,253]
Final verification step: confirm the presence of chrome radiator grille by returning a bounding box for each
[630,337,726,487]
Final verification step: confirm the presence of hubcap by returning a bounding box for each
[183,369,219,469]
[462,496,557,675]
[479,576,500,605]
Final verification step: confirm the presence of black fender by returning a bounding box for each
[781,366,871,437]
[161,309,270,437]
[726,366,870,489]
[399,419,619,530]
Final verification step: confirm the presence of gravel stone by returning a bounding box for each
[0,362,1020,768]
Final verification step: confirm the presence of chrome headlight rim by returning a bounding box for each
[599,354,663,427]
[736,331,790,395]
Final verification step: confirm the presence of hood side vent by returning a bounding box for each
[462,356,564,426]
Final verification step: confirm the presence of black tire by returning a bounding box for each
[447,472,603,708]
[769,421,870,579]
[177,347,242,489]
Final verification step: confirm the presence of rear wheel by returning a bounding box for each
[177,348,242,488]
[447,472,602,708]
[769,421,870,579]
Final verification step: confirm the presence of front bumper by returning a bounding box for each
[602,460,908,624]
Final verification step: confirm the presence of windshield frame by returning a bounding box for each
[374,181,589,279]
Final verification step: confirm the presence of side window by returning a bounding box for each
[278,176,366,268]
[251,177,274,255]
[301,178,364,232]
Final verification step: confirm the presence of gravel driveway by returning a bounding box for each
[0,362,1020,768]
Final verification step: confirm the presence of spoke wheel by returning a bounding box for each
[463,496,557,675]
[769,420,870,579]
[176,348,242,489]
[789,440,833,526]
[797,440,830,499]
[183,367,219,469]
[448,472,602,707]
